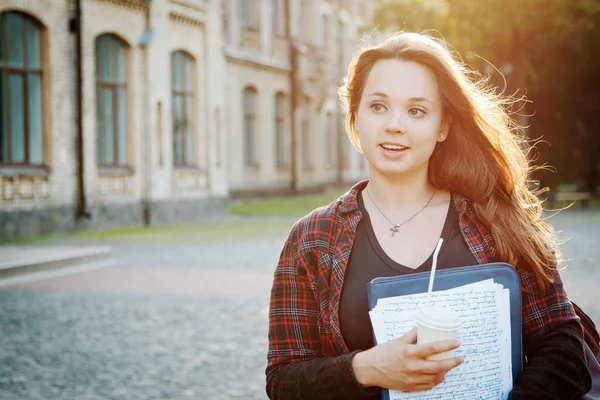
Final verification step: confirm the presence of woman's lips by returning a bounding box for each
[379,144,409,159]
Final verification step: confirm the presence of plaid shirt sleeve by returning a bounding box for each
[508,266,591,399]
[265,218,375,400]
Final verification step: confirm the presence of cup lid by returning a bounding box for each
[416,306,461,330]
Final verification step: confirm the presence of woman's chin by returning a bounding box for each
[367,159,427,179]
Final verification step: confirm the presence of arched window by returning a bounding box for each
[171,51,196,166]
[302,97,311,170]
[325,111,335,169]
[0,11,45,166]
[95,34,128,166]
[274,92,287,167]
[243,87,258,167]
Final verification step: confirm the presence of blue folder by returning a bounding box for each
[367,262,522,399]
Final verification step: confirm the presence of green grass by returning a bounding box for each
[6,220,297,245]
[6,232,72,245]
[11,185,598,245]
[555,183,581,192]
[6,187,349,245]
[230,186,348,217]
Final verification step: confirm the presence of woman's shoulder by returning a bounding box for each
[287,181,367,246]
[288,197,345,240]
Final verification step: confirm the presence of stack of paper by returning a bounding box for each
[369,279,513,400]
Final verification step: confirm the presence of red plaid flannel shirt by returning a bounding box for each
[266,180,590,399]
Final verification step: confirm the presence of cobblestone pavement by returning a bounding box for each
[0,212,599,400]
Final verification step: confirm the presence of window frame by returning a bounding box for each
[302,97,312,171]
[95,34,130,169]
[171,50,197,168]
[0,11,48,170]
[274,92,287,168]
[325,111,335,169]
[243,86,258,168]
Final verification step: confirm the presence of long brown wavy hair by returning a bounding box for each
[338,32,558,289]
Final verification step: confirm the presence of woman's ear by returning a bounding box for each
[438,114,452,142]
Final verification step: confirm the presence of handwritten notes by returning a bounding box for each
[369,280,512,400]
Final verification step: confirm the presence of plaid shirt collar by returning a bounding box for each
[335,180,472,242]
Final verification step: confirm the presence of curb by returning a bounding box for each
[0,246,112,280]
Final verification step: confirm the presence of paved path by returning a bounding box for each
[0,211,599,399]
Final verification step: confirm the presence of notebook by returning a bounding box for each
[367,262,522,400]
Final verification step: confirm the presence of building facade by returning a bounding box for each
[223,0,371,195]
[0,0,371,241]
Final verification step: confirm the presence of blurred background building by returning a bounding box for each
[0,0,373,240]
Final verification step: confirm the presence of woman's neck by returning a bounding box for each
[366,170,436,211]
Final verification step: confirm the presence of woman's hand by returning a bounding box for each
[351,328,464,392]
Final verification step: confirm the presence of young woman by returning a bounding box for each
[266,32,591,399]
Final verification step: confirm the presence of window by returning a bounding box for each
[325,112,335,168]
[0,11,45,166]
[321,14,329,48]
[302,97,311,170]
[171,51,195,166]
[340,124,349,169]
[272,0,285,37]
[337,18,346,73]
[95,34,128,167]
[299,0,308,42]
[274,92,287,167]
[222,0,230,42]
[243,87,258,167]
[240,0,258,29]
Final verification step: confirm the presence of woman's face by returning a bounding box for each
[356,58,449,180]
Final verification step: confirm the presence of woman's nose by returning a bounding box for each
[384,111,406,134]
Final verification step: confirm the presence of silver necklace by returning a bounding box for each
[365,187,436,237]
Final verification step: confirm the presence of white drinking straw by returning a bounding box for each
[427,238,444,308]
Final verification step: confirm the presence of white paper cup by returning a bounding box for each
[416,306,461,360]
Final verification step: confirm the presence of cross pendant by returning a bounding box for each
[390,224,401,237]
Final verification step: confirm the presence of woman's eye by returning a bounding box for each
[408,107,426,117]
[370,103,387,113]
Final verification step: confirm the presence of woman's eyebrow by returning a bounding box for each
[409,97,433,104]
[367,92,433,105]
[367,91,390,98]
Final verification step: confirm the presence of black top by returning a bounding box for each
[339,190,478,352]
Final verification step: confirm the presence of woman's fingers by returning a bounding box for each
[411,357,464,374]
[367,335,462,391]
[406,340,461,359]
[397,327,418,344]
